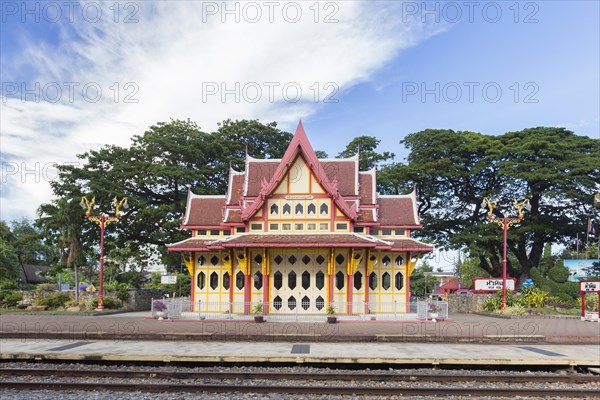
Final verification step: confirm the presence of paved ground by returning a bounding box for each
[1,339,598,367]
[1,312,598,343]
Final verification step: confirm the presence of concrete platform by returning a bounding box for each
[1,339,598,367]
[1,312,598,344]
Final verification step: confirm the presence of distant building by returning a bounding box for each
[167,122,433,315]
[424,272,455,287]
[20,264,50,284]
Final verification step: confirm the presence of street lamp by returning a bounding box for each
[480,197,531,311]
[81,196,128,310]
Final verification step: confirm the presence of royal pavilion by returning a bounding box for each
[167,122,433,315]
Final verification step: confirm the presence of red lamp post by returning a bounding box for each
[81,196,128,311]
[481,197,531,312]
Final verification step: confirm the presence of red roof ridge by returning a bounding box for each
[226,168,244,205]
[208,231,392,244]
[388,237,434,247]
[317,153,359,163]
[182,188,227,225]
[246,154,281,162]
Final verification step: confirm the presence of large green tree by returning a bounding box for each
[41,119,293,272]
[396,127,600,283]
[337,136,395,170]
[0,221,20,281]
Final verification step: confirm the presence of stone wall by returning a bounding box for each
[123,289,163,311]
[448,293,494,313]
[18,288,163,311]
[19,290,97,305]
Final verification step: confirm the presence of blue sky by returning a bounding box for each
[309,1,599,157]
[1,1,599,269]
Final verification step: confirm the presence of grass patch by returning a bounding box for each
[525,307,581,316]
[0,309,101,315]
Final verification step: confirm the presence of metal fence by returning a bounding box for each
[151,298,448,322]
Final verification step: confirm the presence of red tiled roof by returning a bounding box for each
[224,209,242,223]
[357,209,376,222]
[167,234,433,253]
[377,196,419,226]
[359,172,374,204]
[321,161,356,196]
[246,161,278,196]
[166,238,216,251]
[383,238,433,252]
[183,196,225,226]
[213,233,387,248]
[439,279,464,291]
[228,174,244,205]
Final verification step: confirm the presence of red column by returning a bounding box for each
[328,275,334,306]
[262,274,269,315]
[502,216,508,311]
[405,251,411,313]
[364,273,370,314]
[97,215,105,310]
[229,272,233,313]
[244,274,251,314]
[347,274,353,315]
[190,251,195,303]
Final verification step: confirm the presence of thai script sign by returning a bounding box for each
[580,281,600,292]
[161,275,177,284]
[473,278,516,292]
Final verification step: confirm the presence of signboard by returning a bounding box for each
[580,281,600,292]
[473,278,516,292]
[521,278,534,288]
[563,259,600,282]
[161,275,177,284]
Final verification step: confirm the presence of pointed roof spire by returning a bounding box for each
[240,120,358,221]
[294,120,308,143]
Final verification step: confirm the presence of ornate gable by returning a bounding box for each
[240,121,357,222]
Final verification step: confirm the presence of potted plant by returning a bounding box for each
[252,302,264,322]
[326,305,337,323]
[428,302,441,322]
[153,299,167,320]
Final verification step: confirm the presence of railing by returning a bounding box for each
[417,300,449,320]
[152,298,449,321]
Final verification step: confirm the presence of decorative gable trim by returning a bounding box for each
[240,121,357,221]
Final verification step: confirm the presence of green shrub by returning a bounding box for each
[578,294,599,312]
[481,290,521,312]
[0,291,23,308]
[89,296,122,310]
[0,279,17,291]
[546,295,575,309]
[108,283,129,303]
[547,265,570,283]
[34,292,70,308]
[499,304,526,316]
[521,287,550,308]
[64,300,79,307]
[35,283,56,295]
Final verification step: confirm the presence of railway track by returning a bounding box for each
[1,380,598,397]
[0,367,598,383]
[1,367,599,398]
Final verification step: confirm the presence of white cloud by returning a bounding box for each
[1,1,446,221]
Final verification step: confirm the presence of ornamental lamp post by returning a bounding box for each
[81,196,128,311]
[480,197,531,312]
